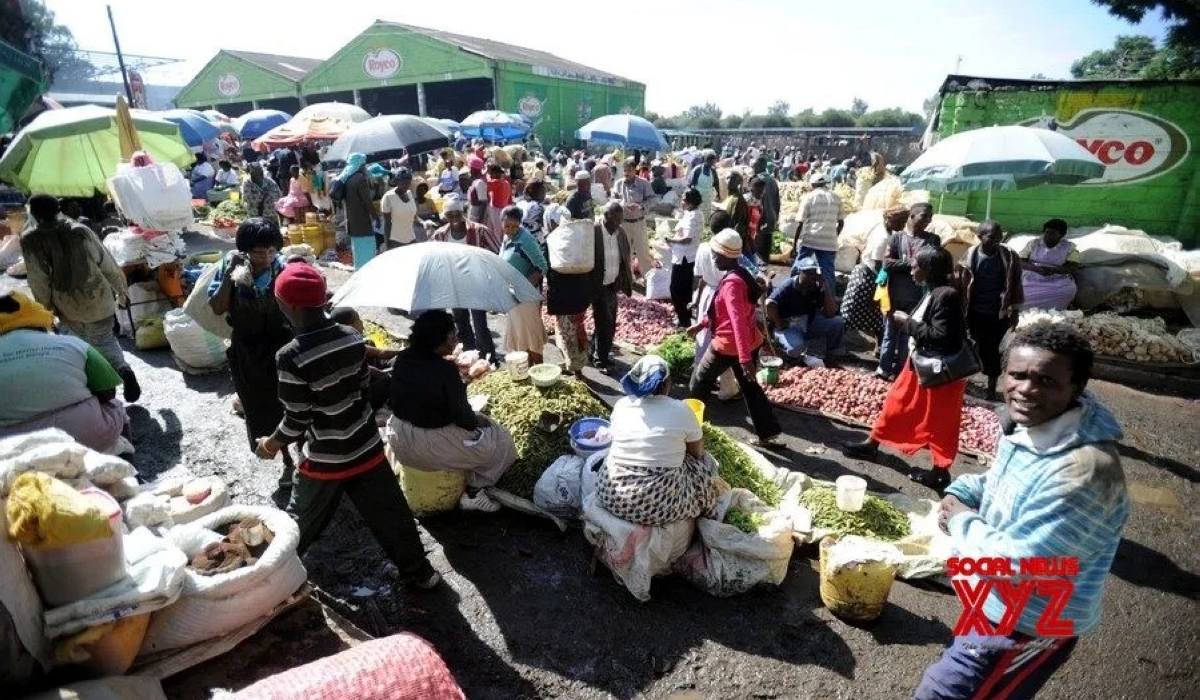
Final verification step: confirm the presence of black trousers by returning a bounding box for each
[755,224,774,264]
[287,460,434,583]
[590,284,619,362]
[670,261,695,326]
[689,346,781,440]
[967,309,1008,379]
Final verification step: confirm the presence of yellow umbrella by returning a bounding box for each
[115,94,142,160]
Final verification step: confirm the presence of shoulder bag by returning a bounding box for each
[909,300,981,388]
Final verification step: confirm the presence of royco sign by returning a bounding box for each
[1023,109,1190,185]
[217,73,241,98]
[364,48,402,79]
[935,78,1199,244]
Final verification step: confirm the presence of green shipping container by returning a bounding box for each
[932,76,1199,247]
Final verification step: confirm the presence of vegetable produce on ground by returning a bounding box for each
[204,199,247,224]
[1018,310,1196,364]
[702,424,782,507]
[468,372,610,499]
[363,320,402,350]
[764,367,1001,456]
[799,487,911,540]
[725,508,766,534]
[654,333,696,377]
[540,294,678,349]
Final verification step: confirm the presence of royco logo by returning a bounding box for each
[1024,109,1190,185]
[364,48,402,79]
[216,73,241,98]
[518,95,543,118]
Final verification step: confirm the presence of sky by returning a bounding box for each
[42,0,1171,116]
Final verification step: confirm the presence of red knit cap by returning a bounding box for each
[274,263,327,308]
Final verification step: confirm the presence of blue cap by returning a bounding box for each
[795,255,820,272]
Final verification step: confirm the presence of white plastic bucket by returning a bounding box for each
[835,475,867,512]
[507,351,530,380]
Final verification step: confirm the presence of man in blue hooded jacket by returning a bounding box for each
[914,321,1129,700]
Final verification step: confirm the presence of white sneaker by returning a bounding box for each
[460,490,501,513]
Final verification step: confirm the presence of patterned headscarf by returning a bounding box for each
[620,354,670,398]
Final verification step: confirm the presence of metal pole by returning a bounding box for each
[106,5,133,103]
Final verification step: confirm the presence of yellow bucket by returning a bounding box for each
[684,398,705,424]
[301,223,324,255]
[385,441,466,516]
[228,191,240,203]
[818,535,897,622]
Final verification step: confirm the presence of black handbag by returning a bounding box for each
[911,336,982,387]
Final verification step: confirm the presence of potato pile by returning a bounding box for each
[1019,310,1197,364]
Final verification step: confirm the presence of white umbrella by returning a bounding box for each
[331,241,541,313]
[901,125,1106,218]
[293,102,372,124]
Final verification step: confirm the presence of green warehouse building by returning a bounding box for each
[175,21,646,147]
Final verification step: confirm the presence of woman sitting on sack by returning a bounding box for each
[596,355,722,526]
[387,310,517,513]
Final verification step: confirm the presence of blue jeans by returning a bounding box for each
[773,315,846,359]
[452,308,496,360]
[793,247,837,292]
[878,315,909,378]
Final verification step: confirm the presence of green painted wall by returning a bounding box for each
[935,81,1199,246]
[175,52,299,108]
[301,22,491,97]
[497,64,645,147]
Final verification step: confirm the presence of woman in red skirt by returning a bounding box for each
[843,246,966,490]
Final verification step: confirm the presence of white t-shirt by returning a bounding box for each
[192,161,215,181]
[607,395,703,469]
[862,223,891,264]
[694,245,724,287]
[215,168,239,187]
[671,209,703,264]
[380,188,418,244]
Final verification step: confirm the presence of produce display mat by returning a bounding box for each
[769,401,992,464]
[131,583,312,680]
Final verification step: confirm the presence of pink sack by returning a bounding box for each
[232,634,465,700]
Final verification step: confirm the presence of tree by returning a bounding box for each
[1090,0,1199,44]
[856,108,926,128]
[791,108,818,127]
[683,103,722,122]
[694,115,721,129]
[816,108,857,127]
[922,94,941,118]
[850,97,869,117]
[767,100,790,117]
[1070,35,1159,78]
[1140,35,1200,79]
[721,114,744,129]
[3,0,95,83]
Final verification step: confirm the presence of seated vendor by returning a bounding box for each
[387,310,517,513]
[0,291,128,452]
[596,355,722,526]
[765,255,845,368]
[331,306,397,411]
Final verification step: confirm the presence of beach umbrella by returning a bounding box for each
[0,102,191,196]
[459,110,530,142]
[576,114,667,151]
[293,102,371,124]
[233,109,291,140]
[330,241,540,313]
[201,109,229,123]
[322,115,452,167]
[149,108,221,147]
[424,117,460,131]
[253,116,357,150]
[900,125,1106,218]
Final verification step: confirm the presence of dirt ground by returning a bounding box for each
[5,231,1197,699]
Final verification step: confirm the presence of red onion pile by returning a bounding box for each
[765,367,1002,456]
[540,295,678,348]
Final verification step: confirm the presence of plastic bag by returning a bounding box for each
[581,493,694,602]
[0,235,19,269]
[182,261,233,340]
[547,220,595,274]
[533,455,585,518]
[134,315,168,350]
[118,282,170,337]
[107,162,194,231]
[644,267,671,300]
[673,489,794,597]
[163,309,228,372]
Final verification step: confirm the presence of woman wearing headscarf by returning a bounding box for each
[387,310,517,513]
[0,292,128,451]
[596,355,721,526]
[841,207,908,353]
[208,218,297,496]
[720,171,751,253]
[20,194,139,402]
[240,163,283,224]
[466,156,489,231]
[336,153,376,269]
[844,247,968,491]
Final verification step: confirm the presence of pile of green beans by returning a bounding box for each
[799,487,911,540]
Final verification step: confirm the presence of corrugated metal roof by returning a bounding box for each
[379,21,639,86]
[224,50,324,82]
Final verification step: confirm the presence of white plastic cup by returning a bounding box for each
[835,475,868,512]
[506,351,530,380]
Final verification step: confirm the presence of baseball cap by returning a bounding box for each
[274,262,327,308]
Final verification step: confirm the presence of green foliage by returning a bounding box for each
[855,108,926,128]
[800,487,912,541]
[767,100,790,117]
[816,108,857,128]
[653,333,696,377]
[725,509,766,534]
[702,425,782,507]
[1071,35,1159,78]
[1090,0,1199,44]
[5,0,95,83]
[721,114,745,129]
[850,97,869,117]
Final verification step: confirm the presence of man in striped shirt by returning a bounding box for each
[255,263,439,589]
[914,322,1128,699]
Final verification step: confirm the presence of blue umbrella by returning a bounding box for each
[460,110,529,142]
[152,109,221,148]
[576,114,667,151]
[234,109,291,140]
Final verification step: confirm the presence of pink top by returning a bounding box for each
[702,273,763,363]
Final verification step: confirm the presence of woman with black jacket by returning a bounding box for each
[843,246,968,490]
